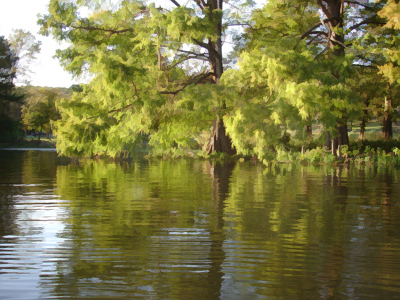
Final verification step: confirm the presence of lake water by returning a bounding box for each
[1,150,400,299]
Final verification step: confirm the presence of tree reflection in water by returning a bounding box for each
[2,154,400,299]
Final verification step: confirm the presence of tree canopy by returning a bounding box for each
[20,86,69,139]
[0,36,21,111]
[38,0,400,160]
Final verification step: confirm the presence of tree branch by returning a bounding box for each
[344,1,372,9]
[317,0,332,19]
[352,63,377,69]
[192,38,222,61]
[307,34,326,46]
[177,49,209,58]
[193,0,205,10]
[309,31,328,37]
[347,15,385,31]
[244,87,270,102]
[191,38,211,50]
[168,54,209,70]
[330,35,348,49]
[314,47,329,61]
[225,2,245,14]
[86,97,138,120]
[160,72,216,95]
[226,23,250,27]
[71,25,133,34]
[293,17,340,50]
[170,0,181,7]
[199,0,207,9]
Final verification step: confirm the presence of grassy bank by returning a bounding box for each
[3,123,400,168]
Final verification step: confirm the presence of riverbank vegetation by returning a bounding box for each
[2,0,400,165]
[0,84,70,146]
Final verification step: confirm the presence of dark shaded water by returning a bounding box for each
[1,150,400,299]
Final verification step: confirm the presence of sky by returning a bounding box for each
[0,0,85,88]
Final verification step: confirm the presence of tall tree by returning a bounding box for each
[377,0,400,82]
[225,0,359,156]
[0,36,21,115]
[375,0,400,138]
[21,87,64,141]
[0,36,25,143]
[231,0,395,153]
[38,0,254,157]
[8,29,41,85]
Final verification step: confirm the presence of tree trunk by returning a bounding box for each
[330,123,348,156]
[337,123,349,147]
[205,0,235,155]
[306,125,312,139]
[382,96,393,139]
[320,0,349,152]
[359,119,366,140]
[38,127,42,141]
[206,118,236,155]
[324,131,331,149]
[359,98,369,140]
[331,137,337,156]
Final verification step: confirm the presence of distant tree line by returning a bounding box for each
[0,29,73,143]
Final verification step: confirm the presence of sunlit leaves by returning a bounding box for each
[20,86,67,134]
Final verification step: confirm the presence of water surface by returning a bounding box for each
[1,150,400,299]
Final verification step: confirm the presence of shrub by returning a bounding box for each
[0,117,24,143]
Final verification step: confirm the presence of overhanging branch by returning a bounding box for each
[192,38,222,61]
[86,97,138,120]
[344,1,372,9]
[317,0,332,19]
[170,0,180,7]
[168,54,209,70]
[293,17,340,50]
[160,71,216,95]
[177,49,209,58]
[347,15,385,31]
[71,25,133,34]
[194,0,205,10]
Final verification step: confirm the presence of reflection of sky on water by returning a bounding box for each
[0,188,68,300]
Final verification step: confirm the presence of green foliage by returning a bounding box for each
[0,116,24,143]
[0,36,22,111]
[350,147,400,167]
[69,84,84,93]
[38,0,255,157]
[377,0,400,85]
[393,147,400,156]
[223,0,361,158]
[274,146,338,165]
[287,136,321,153]
[0,36,17,92]
[20,86,67,137]
[270,143,400,167]
[300,147,336,164]
[37,0,400,160]
[350,138,400,153]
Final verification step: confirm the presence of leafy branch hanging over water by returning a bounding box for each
[36,0,400,163]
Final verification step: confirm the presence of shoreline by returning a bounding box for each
[0,148,57,151]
